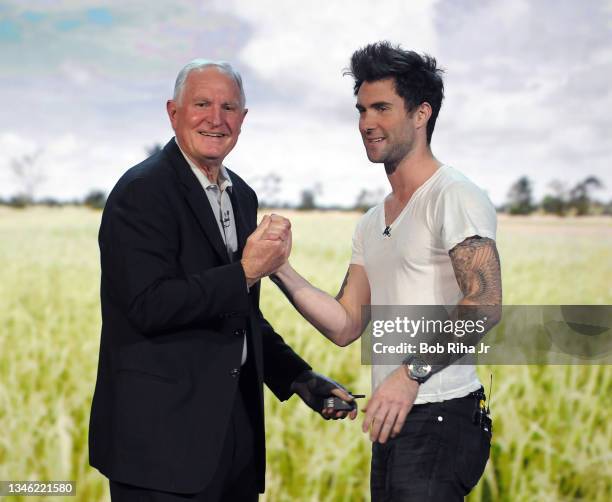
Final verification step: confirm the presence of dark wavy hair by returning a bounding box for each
[346,41,445,144]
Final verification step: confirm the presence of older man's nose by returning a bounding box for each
[206,105,223,126]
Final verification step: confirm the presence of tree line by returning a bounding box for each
[503,175,610,216]
[3,147,610,216]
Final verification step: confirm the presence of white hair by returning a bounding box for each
[173,59,246,108]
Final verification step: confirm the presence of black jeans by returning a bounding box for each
[371,390,491,502]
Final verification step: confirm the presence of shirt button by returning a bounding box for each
[233,329,246,337]
[230,368,240,378]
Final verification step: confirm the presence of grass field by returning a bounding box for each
[0,208,610,501]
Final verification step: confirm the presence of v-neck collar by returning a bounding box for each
[381,165,447,231]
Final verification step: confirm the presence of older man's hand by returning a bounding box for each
[291,370,358,421]
[241,214,292,287]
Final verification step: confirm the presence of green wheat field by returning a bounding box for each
[0,207,610,501]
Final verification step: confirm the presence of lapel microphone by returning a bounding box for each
[383,226,391,237]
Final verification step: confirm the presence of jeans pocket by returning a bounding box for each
[454,420,491,492]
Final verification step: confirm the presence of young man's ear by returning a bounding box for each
[415,102,432,128]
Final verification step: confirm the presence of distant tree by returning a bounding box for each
[506,176,534,215]
[7,194,30,208]
[251,172,282,208]
[146,143,163,157]
[10,149,44,204]
[297,183,322,211]
[541,179,567,216]
[39,197,63,207]
[603,199,612,216]
[298,190,316,210]
[568,176,603,216]
[353,187,385,212]
[84,189,107,210]
[541,195,565,216]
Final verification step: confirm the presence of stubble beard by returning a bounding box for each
[382,140,413,175]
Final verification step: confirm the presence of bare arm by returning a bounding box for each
[271,262,371,346]
[449,235,502,312]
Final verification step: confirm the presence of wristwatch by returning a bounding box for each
[402,355,432,384]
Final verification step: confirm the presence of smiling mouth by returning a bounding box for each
[199,132,226,138]
[367,137,385,144]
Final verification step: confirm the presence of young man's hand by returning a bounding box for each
[362,367,419,443]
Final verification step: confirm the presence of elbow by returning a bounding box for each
[126,290,164,334]
[127,304,156,334]
[332,329,360,347]
[334,336,351,348]
[481,303,502,331]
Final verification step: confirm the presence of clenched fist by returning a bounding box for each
[241,214,292,287]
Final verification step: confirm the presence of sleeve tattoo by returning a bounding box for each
[449,236,502,305]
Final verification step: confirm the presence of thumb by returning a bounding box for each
[331,387,354,402]
[251,214,271,240]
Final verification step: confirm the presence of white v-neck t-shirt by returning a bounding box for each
[350,165,497,404]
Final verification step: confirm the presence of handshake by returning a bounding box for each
[240,214,292,288]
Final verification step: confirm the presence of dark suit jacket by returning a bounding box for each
[88,138,310,494]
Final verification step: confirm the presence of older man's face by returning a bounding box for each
[167,67,247,168]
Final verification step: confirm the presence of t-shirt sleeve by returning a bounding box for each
[437,181,497,251]
[350,214,366,266]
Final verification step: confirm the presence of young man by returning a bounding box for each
[271,42,502,500]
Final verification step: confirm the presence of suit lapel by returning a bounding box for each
[165,139,230,264]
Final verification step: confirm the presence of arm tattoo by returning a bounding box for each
[449,236,502,305]
[335,269,350,301]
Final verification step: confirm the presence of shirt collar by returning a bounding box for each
[177,141,233,192]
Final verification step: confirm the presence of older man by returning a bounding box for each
[89,60,355,502]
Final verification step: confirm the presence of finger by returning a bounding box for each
[269,214,291,230]
[349,408,358,420]
[362,398,381,433]
[268,227,290,242]
[262,230,283,241]
[369,408,390,443]
[331,387,354,402]
[262,229,284,241]
[391,405,411,438]
[378,407,400,444]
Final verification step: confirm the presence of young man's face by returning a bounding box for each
[167,67,247,168]
[356,78,417,167]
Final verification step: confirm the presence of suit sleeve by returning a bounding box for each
[257,304,311,401]
[101,177,250,334]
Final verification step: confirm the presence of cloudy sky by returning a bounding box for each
[1,0,611,206]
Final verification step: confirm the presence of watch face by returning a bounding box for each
[410,361,431,378]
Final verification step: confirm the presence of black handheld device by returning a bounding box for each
[323,394,365,411]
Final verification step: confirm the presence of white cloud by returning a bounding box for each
[219,0,437,99]
[1,0,610,206]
